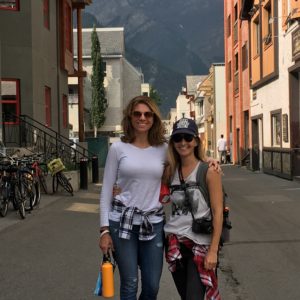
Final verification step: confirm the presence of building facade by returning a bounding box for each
[241,0,300,179]
[0,0,91,145]
[224,0,251,166]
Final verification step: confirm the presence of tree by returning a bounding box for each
[90,26,108,137]
[150,85,162,106]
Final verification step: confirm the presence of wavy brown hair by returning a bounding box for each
[121,96,166,146]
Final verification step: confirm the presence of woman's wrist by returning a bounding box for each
[100,229,110,238]
[100,226,109,233]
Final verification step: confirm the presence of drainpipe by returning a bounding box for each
[77,8,84,142]
[56,0,61,135]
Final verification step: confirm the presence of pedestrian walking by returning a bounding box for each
[217,134,227,164]
[163,118,223,300]
[99,97,220,300]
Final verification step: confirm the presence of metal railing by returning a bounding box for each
[2,113,96,170]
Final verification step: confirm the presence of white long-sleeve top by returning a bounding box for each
[100,141,168,227]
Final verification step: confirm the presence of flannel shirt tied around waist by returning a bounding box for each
[112,199,165,241]
[166,234,221,300]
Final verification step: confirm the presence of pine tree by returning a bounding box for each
[90,26,108,137]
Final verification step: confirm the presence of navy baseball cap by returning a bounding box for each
[171,118,198,137]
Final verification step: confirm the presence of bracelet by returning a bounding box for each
[100,229,110,238]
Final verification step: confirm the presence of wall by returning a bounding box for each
[0,1,33,117]
[123,58,143,108]
[214,65,226,151]
[176,94,190,119]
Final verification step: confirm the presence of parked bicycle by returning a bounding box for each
[0,157,36,219]
[47,157,73,196]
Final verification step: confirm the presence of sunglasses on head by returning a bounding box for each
[172,133,195,143]
[132,111,154,119]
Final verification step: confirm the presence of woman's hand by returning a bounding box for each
[112,184,121,197]
[99,232,114,254]
[204,249,218,271]
[206,157,222,173]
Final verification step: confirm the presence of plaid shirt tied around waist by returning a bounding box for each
[112,199,165,241]
[166,234,221,300]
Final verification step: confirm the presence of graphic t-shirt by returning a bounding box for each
[164,162,212,245]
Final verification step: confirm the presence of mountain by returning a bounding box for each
[83,0,224,116]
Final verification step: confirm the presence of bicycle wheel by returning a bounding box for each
[33,180,41,207]
[21,172,35,211]
[0,185,8,217]
[52,174,59,194]
[57,172,73,196]
[14,184,25,219]
[39,174,48,194]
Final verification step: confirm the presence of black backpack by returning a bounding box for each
[196,162,232,245]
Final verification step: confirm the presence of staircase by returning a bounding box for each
[2,114,95,170]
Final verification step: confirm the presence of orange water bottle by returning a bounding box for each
[101,256,114,298]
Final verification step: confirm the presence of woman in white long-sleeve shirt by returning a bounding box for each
[99,96,167,300]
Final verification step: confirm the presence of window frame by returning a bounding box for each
[263,1,273,47]
[1,78,20,125]
[228,61,232,82]
[271,110,282,147]
[0,0,19,11]
[64,0,72,52]
[253,16,261,57]
[242,42,248,70]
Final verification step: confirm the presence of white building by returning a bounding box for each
[70,27,144,136]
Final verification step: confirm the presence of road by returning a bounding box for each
[219,165,300,300]
[0,165,300,299]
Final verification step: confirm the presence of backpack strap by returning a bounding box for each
[196,162,210,207]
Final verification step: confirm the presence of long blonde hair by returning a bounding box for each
[121,96,166,146]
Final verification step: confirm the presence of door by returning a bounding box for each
[252,119,260,171]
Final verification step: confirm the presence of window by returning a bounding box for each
[1,79,20,124]
[227,15,231,37]
[0,0,19,11]
[235,53,239,72]
[242,42,248,70]
[199,100,204,116]
[254,17,260,56]
[64,1,72,52]
[271,112,281,147]
[234,53,239,93]
[43,0,50,29]
[45,86,51,127]
[234,4,238,22]
[228,61,232,82]
[263,2,272,45]
[62,94,68,129]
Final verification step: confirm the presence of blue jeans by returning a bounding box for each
[109,220,164,300]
